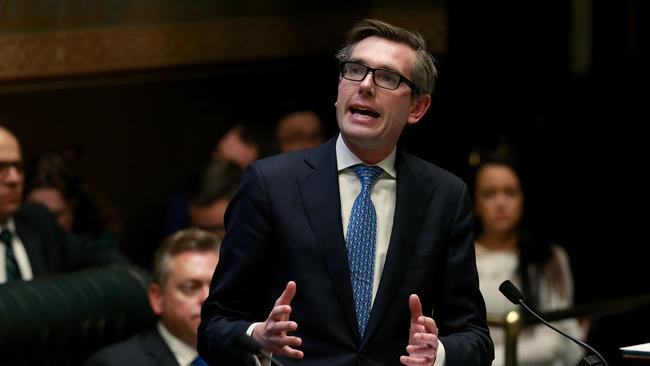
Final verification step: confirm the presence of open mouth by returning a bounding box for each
[350,106,380,118]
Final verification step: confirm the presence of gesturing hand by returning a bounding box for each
[400,294,439,366]
[252,281,304,359]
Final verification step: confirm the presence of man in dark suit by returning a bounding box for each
[0,126,120,283]
[198,19,494,366]
[86,228,220,366]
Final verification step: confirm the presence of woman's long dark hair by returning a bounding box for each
[470,148,565,309]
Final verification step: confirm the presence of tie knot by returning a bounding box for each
[0,230,11,245]
[352,164,383,189]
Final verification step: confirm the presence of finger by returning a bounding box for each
[406,344,438,358]
[276,281,297,306]
[409,332,438,347]
[400,355,435,366]
[409,294,423,322]
[280,345,304,360]
[268,304,292,321]
[266,334,302,348]
[417,315,438,334]
[265,320,298,334]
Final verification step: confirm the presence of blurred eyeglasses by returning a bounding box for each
[0,161,24,178]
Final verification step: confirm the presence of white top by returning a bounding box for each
[476,243,585,366]
[0,218,33,283]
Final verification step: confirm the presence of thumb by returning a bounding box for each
[409,294,423,322]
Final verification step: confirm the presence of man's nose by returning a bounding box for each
[358,71,375,93]
[199,284,210,305]
[3,166,23,183]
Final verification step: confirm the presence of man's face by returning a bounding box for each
[189,198,229,239]
[0,131,23,222]
[336,36,431,162]
[148,250,218,348]
[276,111,324,152]
[213,128,258,168]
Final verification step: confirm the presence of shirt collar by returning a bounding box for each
[1,218,17,234]
[335,133,397,178]
[157,321,198,366]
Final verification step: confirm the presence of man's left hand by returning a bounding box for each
[400,294,439,366]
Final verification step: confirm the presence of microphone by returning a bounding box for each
[237,334,287,366]
[498,280,608,366]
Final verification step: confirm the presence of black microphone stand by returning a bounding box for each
[517,300,608,366]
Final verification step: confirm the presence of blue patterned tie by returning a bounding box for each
[1,230,21,281]
[346,164,383,336]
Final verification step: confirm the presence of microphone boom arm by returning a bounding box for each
[518,299,608,366]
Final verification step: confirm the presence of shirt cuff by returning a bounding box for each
[246,323,269,366]
[433,339,446,366]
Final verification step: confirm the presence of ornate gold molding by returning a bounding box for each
[0,13,446,82]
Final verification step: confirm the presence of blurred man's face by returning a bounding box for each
[189,198,228,239]
[213,127,258,168]
[27,187,74,231]
[148,250,218,348]
[0,129,24,223]
[276,111,324,152]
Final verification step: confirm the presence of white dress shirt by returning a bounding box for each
[157,321,201,366]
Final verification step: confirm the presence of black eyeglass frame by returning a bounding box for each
[0,161,24,178]
[339,61,420,94]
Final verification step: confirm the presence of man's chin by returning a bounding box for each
[0,205,19,220]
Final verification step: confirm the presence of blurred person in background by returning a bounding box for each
[25,149,120,251]
[471,148,584,366]
[163,159,242,239]
[0,125,123,284]
[275,110,325,152]
[86,228,220,366]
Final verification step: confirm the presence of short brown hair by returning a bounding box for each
[153,228,221,286]
[336,18,437,96]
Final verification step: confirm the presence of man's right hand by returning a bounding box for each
[252,281,304,359]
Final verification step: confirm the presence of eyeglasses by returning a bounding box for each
[0,160,24,178]
[340,61,419,94]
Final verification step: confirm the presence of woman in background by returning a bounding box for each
[472,149,584,366]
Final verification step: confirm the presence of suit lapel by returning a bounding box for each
[14,213,48,276]
[363,151,435,344]
[298,139,360,341]
[145,327,181,365]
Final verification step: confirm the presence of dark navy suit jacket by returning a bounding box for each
[198,138,493,365]
[85,327,178,366]
[13,203,124,277]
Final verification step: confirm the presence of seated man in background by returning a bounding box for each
[212,122,278,169]
[275,109,325,152]
[163,159,243,239]
[0,125,123,283]
[86,228,220,366]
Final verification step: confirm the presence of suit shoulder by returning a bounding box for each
[403,152,467,189]
[85,330,173,366]
[251,142,330,178]
[13,203,59,231]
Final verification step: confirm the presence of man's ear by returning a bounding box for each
[148,282,164,316]
[407,94,432,125]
